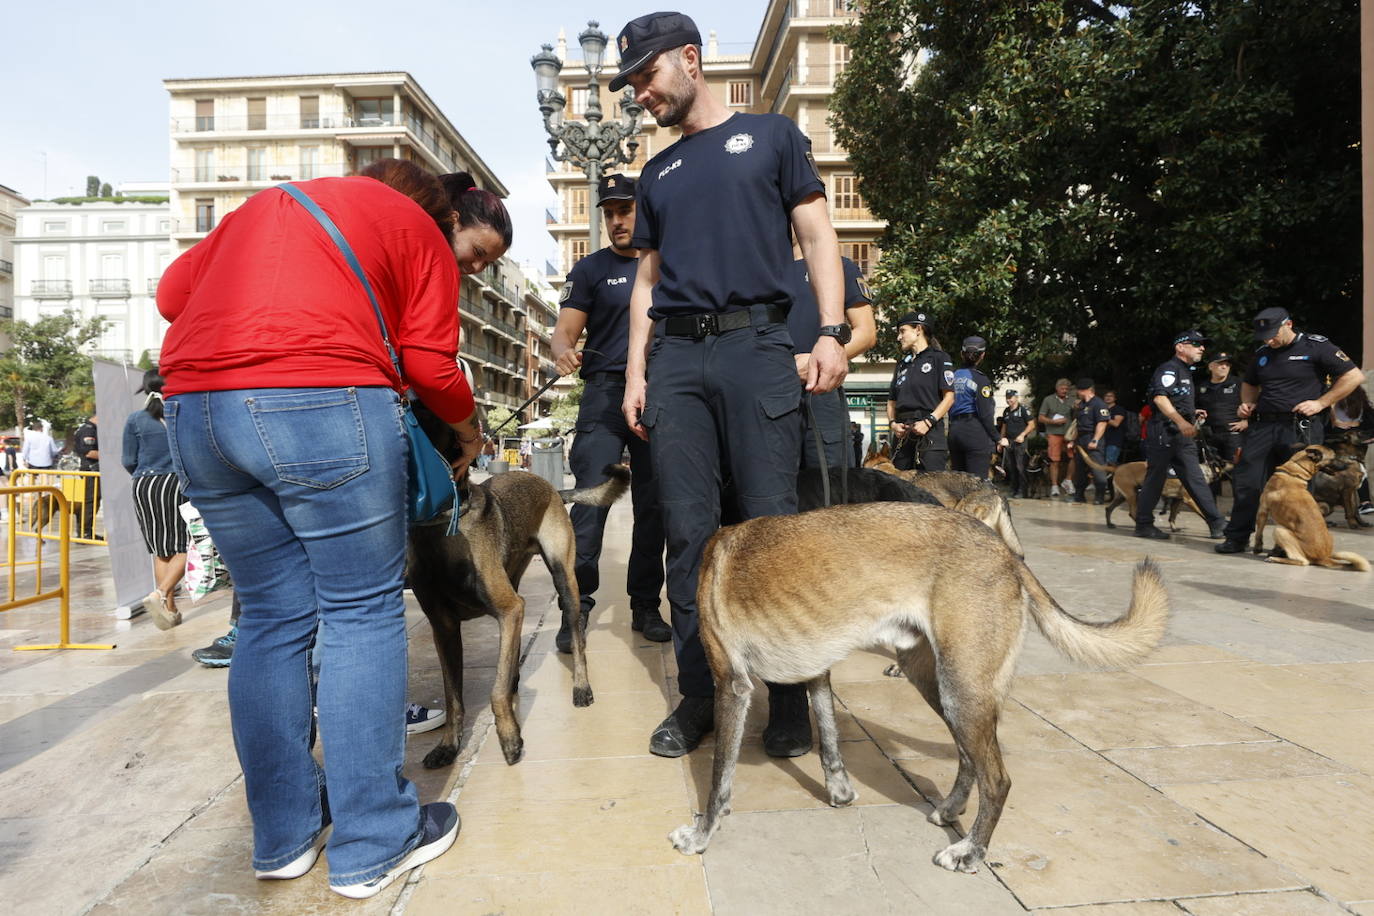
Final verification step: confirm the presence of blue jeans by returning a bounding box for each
[166,387,422,883]
[1104,444,1122,466]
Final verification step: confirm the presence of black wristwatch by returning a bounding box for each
[817,324,852,345]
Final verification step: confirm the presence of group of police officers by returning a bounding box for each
[542,10,1368,765]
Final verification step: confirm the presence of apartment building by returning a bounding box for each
[0,183,30,323]
[545,0,878,280]
[165,71,555,419]
[11,191,173,362]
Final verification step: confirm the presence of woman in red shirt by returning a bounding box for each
[158,160,509,897]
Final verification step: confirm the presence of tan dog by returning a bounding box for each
[1253,445,1371,571]
[864,458,1023,556]
[669,502,1169,873]
[1077,451,1209,531]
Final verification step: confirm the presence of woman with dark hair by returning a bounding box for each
[121,367,189,629]
[439,171,513,275]
[155,158,507,898]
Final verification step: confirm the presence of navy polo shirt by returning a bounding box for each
[632,112,826,317]
[560,247,637,377]
[890,347,954,415]
[1146,356,1198,419]
[784,256,873,353]
[1243,333,1358,413]
[1075,396,1111,442]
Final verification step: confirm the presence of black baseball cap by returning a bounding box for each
[608,12,702,92]
[1005,388,1020,397]
[1173,328,1211,346]
[896,311,931,330]
[1252,307,1290,342]
[1208,351,1233,364]
[1075,377,1095,391]
[961,336,987,352]
[597,174,635,206]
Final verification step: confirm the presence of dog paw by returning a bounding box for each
[927,808,954,827]
[932,838,984,873]
[882,663,904,678]
[572,685,594,708]
[827,783,857,808]
[669,824,709,855]
[423,744,459,770]
[500,737,524,766]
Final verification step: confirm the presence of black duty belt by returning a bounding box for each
[950,414,978,421]
[1253,411,1300,423]
[658,304,787,339]
[583,371,626,386]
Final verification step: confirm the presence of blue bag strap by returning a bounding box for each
[276,182,404,383]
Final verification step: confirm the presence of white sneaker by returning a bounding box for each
[256,825,331,880]
[1050,484,1061,497]
[331,803,459,899]
[1061,479,1076,496]
[405,703,446,735]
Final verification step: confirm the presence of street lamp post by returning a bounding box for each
[532,21,644,254]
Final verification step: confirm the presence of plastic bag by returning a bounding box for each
[179,502,232,601]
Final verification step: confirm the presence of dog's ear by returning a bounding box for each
[1305,447,1325,463]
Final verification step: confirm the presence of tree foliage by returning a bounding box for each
[0,310,106,438]
[85,175,100,197]
[831,0,1360,401]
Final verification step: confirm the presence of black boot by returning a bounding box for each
[631,605,672,642]
[1133,526,1169,540]
[1214,538,1247,554]
[555,603,590,654]
[762,682,812,758]
[649,695,715,757]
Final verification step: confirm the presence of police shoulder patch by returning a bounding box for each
[1336,349,1350,362]
[559,282,573,304]
[1098,408,1110,418]
[980,386,991,399]
[855,276,873,300]
[1160,372,1176,387]
[943,369,955,385]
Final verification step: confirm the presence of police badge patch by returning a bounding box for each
[944,369,955,385]
[980,386,991,399]
[559,282,573,303]
[724,133,755,154]
[1160,372,1176,387]
[856,276,874,300]
[920,363,932,373]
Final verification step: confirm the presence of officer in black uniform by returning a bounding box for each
[1069,379,1111,504]
[1216,307,1364,554]
[72,413,100,539]
[613,11,849,758]
[785,249,875,469]
[999,390,1035,497]
[552,174,670,650]
[887,313,954,471]
[1133,330,1228,540]
[1195,351,1244,464]
[946,337,1002,476]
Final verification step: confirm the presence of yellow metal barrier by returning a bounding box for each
[1,485,115,651]
[8,468,105,545]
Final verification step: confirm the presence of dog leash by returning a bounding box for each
[803,392,850,509]
[481,348,611,442]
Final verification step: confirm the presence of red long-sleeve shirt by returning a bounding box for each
[157,176,474,423]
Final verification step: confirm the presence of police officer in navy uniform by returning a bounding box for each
[1068,379,1111,504]
[946,336,1002,476]
[1196,351,1244,464]
[785,246,876,469]
[887,313,954,471]
[72,413,100,539]
[1216,307,1364,554]
[552,174,670,651]
[1133,330,1228,540]
[613,11,848,758]
[999,390,1035,497]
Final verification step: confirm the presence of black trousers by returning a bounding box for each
[1001,441,1028,494]
[947,416,993,477]
[1224,416,1326,540]
[642,310,802,697]
[1071,439,1109,500]
[1135,423,1224,529]
[569,375,665,615]
[801,388,848,471]
[892,419,947,471]
[80,462,101,537]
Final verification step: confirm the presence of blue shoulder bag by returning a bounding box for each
[277,182,460,532]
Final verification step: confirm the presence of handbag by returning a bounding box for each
[179,502,233,601]
[277,182,459,531]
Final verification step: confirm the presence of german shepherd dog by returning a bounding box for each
[408,404,629,768]
[1311,430,1370,529]
[1022,449,1050,499]
[1253,445,1371,571]
[864,458,1023,557]
[669,502,1169,872]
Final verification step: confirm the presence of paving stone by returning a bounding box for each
[1180,889,1350,915]
[406,864,710,915]
[1103,741,1354,786]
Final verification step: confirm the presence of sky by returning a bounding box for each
[0,1,767,272]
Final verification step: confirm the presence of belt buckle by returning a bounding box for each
[696,314,719,337]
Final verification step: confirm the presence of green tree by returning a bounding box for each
[0,310,107,438]
[85,175,100,197]
[99,182,113,198]
[547,380,584,429]
[831,0,1361,401]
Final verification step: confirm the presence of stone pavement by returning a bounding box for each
[1,477,1372,915]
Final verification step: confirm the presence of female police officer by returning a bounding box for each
[947,336,1002,477]
[886,312,954,471]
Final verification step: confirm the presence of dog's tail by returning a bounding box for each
[559,463,631,507]
[1077,449,1116,474]
[954,492,1024,558]
[1332,551,1372,572]
[1017,558,1169,668]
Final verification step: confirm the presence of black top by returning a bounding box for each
[1000,404,1032,439]
[889,347,954,416]
[1104,405,1127,448]
[1244,332,1358,413]
[560,247,637,377]
[1074,395,1112,442]
[632,113,826,317]
[73,420,99,470]
[784,256,872,353]
[1146,356,1199,421]
[950,366,998,442]
[1196,371,1242,427]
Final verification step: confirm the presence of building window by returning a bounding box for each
[569,238,589,268]
[42,220,68,234]
[355,98,394,126]
[195,198,215,233]
[101,253,124,278]
[195,148,215,182]
[300,95,320,129]
[301,146,319,180]
[195,99,214,131]
[247,97,266,130]
[571,88,590,115]
[354,147,386,171]
[42,255,65,278]
[246,148,266,181]
[728,80,753,107]
[100,220,126,234]
[832,174,868,218]
[158,219,171,232]
[568,187,590,220]
[833,42,852,75]
[840,241,877,275]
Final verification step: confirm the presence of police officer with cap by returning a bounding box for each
[947,336,1001,476]
[614,10,848,758]
[552,173,670,651]
[999,390,1035,497]
[1068,378,1111,503]
[887,312,954,471]
[1134,330,1228,540]
[1195,350,1243,466]
[1216,307,1364,553]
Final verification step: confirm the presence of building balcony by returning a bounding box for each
[90,279,130,298]
[0,259,12,275]
[30,280,72,299]
[172,164,347,187]
[170,218,214,237]
[172,113,368,134]
[798,0,860,18]
[545,208,558,225]
[147,278,160,297]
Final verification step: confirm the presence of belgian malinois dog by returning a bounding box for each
[1312,430,1370,529]
[670,502,1169,873]
[1253,445,1370,571]
[864,458,1023,556]
[408,404,629,768]
[1077,450,1222,532]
